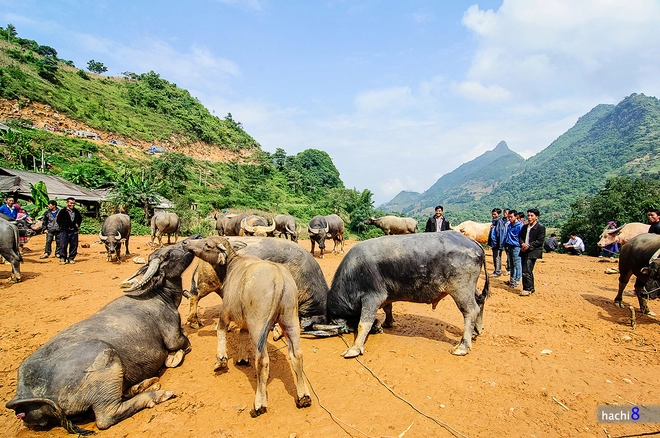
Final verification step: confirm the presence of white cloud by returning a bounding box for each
[451,80,510,102]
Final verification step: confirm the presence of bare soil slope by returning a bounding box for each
[1,235,659,437]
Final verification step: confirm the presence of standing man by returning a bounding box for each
[648,209,660,234]
[40,200,60,259]
[519,208,546,297]
[503,210,523,288]
[425,205,451,232]
[0,196,18,219]
[488,208,507,277]
[56,197,82,265]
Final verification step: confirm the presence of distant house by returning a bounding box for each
[73,130,102,140]
[147,145,164,154]
[0,167,107,216]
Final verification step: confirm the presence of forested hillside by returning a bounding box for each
[0,25,382,237]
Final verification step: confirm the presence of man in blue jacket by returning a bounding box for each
[488,208,508,277]
[0,196,18,219]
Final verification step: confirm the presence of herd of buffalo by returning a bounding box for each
[1,210,659,434]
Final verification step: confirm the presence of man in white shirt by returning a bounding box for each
[563,233,585,256]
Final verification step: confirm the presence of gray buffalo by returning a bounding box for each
[150,212,180,247]
[99,213,131,262]
[307,214,345,258]
[614,233,660,316]
[183,236,328,329]
[182,236,312,417]
[0,219,21,283]
[240,217,276,237]
[364,215,417,235]
[239,215,268,236]
[326,231,489,357]
[5,244,196,435]
[274,214,299,242]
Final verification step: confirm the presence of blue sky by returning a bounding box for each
[2,1,660,205]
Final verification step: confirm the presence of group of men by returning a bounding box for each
[425,205,546,297]
[2,195,82,265]
[485,207,546,297]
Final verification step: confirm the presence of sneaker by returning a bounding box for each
[60,258,67,265]
[519,290,534,296]
[508,282,519,288]
[503,280,514,286]
[68,259,76,264]
[40,253,49,259]
[488,273,501,278]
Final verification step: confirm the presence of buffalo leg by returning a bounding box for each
[382,303,394,328]
[186,294,202,328]
[342,293,384,358]
[615,271,633,307]
[250,332,270,417]
[214,312,230,371]
[452,296,479,356]
[125,236,130,256]
[124,377,160,398]
[310,240,316,256]
[635,278,657,316]
[280,322,312,409]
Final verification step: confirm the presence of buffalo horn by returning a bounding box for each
[608,225,625,235]
[99,231,107,241]
[115,231,122,240]
[649,248,660,264]
[241,217,254,233]
[122,258,161,293]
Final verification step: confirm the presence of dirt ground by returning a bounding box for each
[1,234,659,438]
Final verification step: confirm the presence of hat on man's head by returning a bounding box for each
[608,221,617,226]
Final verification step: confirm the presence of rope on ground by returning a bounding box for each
[339,335,470,438]
[611,430,660,438]
[613,330,657,353]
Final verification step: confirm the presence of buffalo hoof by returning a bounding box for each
[643,309,657,316]
[451,344,470,356]
[125,377,160,397]
[369,320,383,334]
[296,395,312,409]
[214,358,228,372]
[236,358,250,366]
[189,320,202,329]
[250,406,267,418]
[152,390,175,405]
[165,349,185,368]
[614,300,625,308]
[341,346,363,358]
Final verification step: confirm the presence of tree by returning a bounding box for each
[87,59,108,74]
[110,171,161,223]
[6,24,16,42]
[36,45,57,57]
[36,56,58,82]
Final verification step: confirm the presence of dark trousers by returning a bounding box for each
[59,231,78,260]
[44,231,60,256]
[491,248,503,275]
[521,254,537,292]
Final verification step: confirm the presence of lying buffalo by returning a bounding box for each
[0,219,21,283]
[99,213,131,262]
[183,236,328,329]
[614,233,660,316]
[182,236,312,417]
[327,231,489,357]
[5,244,196,435]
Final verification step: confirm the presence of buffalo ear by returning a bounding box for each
[641,267,649,274]
[229,241,247,251]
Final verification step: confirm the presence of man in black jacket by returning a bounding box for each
[648,209,660,234]
[56,197,83,265]
[519,208,546,296]
[424,205,451,232]
[40,200,60,259]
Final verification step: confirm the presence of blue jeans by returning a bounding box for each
[506,245,521,283]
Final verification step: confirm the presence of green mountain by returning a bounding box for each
[381,140,525,216]
[382,93,660,227]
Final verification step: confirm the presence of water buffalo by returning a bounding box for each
[307,214,345,258]
[5,244,196,435]
[183,236,328,329]
[215,213,240,236]
[0,213,40,238]
[99,213,131,262]
[240,217,276,237]
[182,236,312,417]
[453,221,491,244]
[598,222,649,248]
[364,216,417,235]
[0,219,21,283]
[614,233,660,316]
[239,215,268,236]
[327,231,489,358]
[274,214,299,242]
[150,212,180,247]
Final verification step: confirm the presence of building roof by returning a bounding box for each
[0,167,107,203]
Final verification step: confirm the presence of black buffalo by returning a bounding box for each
[307,214,344,258]
[6,244,196,434]
[327,231,489,357]
[99,213,131,262]
[614,233,660,316]
[0,219,21,283]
